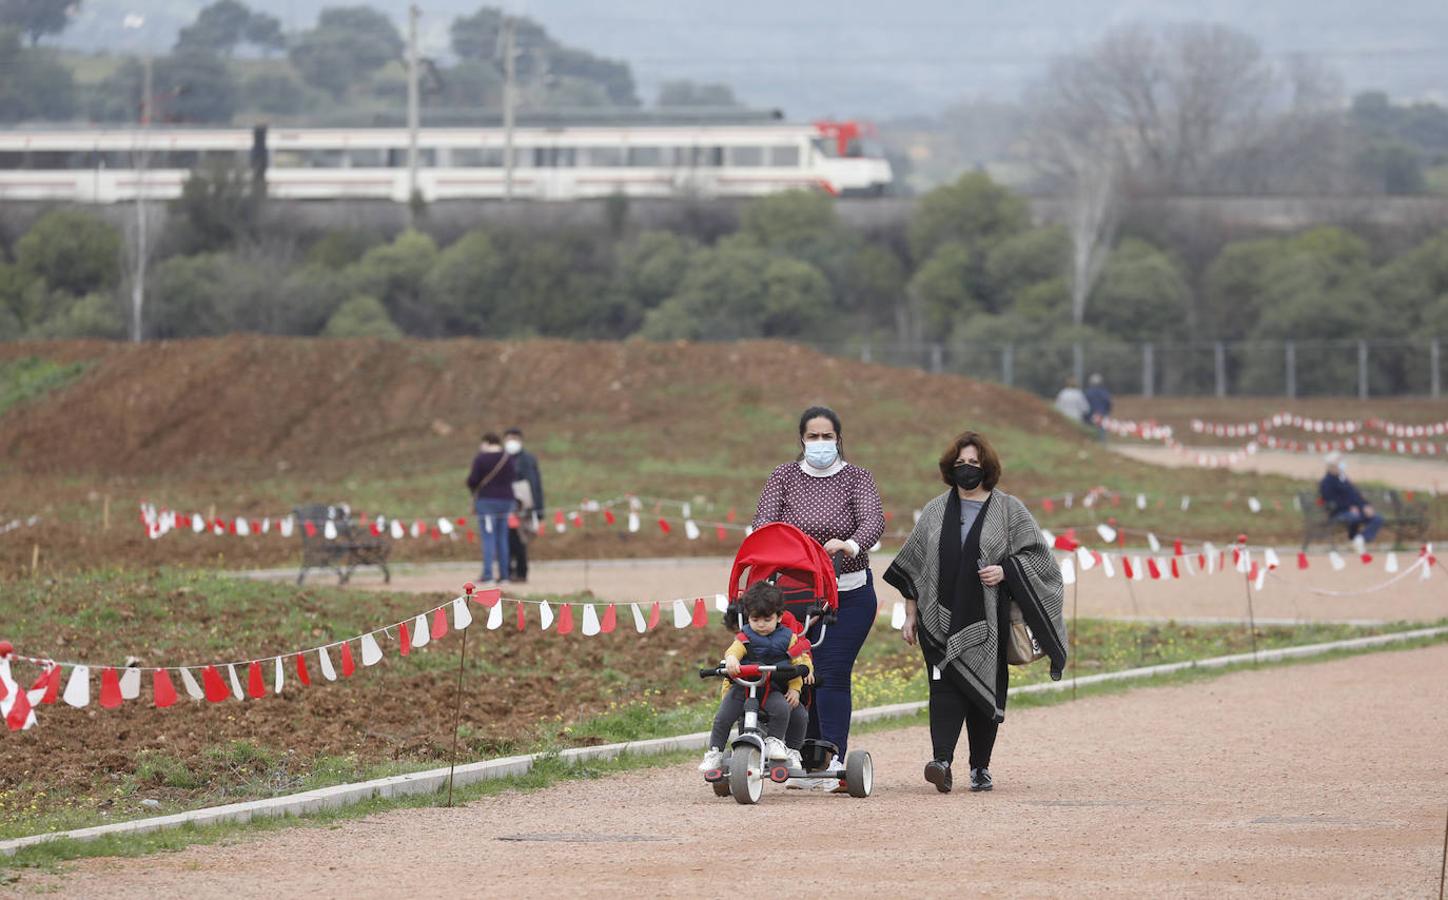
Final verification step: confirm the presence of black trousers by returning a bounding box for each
[928,674,999,768]
[508,527,529,580]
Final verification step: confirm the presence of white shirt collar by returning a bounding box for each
[799,459,847,478]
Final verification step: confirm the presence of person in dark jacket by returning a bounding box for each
[466,433,516,585]
[1318,452,1383,543]
[503,427,544,583]
[1085,374,1112,442]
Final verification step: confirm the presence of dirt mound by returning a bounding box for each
[0,337,1075,476]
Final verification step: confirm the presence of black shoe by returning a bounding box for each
[924,760,952,793]
[969,767,993,792]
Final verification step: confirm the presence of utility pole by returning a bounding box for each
[501,14,516,202]
[131,52,153,343]
[405,2,421,221]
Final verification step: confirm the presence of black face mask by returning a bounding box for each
[952,463,985,491]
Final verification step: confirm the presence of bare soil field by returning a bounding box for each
[28,643,1448,899]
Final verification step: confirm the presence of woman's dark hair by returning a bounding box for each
[481,432,502,445]
[723,581,785,629]
[796,405,844,460]
[938,430,1002,490]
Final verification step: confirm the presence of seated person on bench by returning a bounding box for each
[1318,452,1383,543]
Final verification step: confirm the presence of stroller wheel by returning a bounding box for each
[844,750,873,798]
[730,746,763,805]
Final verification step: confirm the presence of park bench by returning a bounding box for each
[294,504,391,585]
[1297,489,1430,550]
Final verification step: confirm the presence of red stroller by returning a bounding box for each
[700,522,874,804]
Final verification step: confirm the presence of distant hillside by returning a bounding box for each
[56,0,1448,117]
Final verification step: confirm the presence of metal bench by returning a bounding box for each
[295,504,391,585]
[1298,489,1429,550]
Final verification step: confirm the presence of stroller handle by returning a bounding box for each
[699,664,809,681]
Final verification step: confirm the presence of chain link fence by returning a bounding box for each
[839,338,1445,398]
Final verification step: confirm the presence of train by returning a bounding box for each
[0,120,893,203]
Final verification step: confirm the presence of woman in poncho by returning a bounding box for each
[884,430,1067,794]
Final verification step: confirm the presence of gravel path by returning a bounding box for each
[28,643,1448,899]
[1112,445,1448,493]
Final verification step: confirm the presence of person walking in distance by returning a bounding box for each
[467,432,516,586]
[504,427,544,583]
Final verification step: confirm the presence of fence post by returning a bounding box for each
[1142,342,1155,398]
[1072,342,1085,386]
[930,343,943,374]
[1432,338,1441,398]
[1357,340,1368,400]
[1285,340,1296,399]
[1214,341,1227,398]
[1001,344,1014,387]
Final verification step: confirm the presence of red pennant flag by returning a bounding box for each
[557,604,575,635]
[431,607,448,640]
[398,621,411,656]
[727,508,737,523]
[1248,561,1259,582]
[692,597,708,628]
[554,510,566,529]
[601,604,618,633]
[0,673,7,700]
[341,641,356,676]
[647,601,661,630]
[456,517,468,527]
[429,526,442,541]
[467,530,477,543]
[571,512,585,528]
[296,653,311,685]
[1173,539,1184,556]
[1232,548,1241,566]
[201,665,229,703]
[1360,553,1373,565]
[1042,498,1055,512]
[1123,558,1135,579]
[304,521,317,538]
[1297,552,1309,570]
[247,661,265,698]
[1170,558,1181,579]
[371,521,383,537]
[516,602,526,631]
[471,588,501,608]
[1147,558,1162,580]
[604,509,616,525]
[6,682,31,731]
[228,519,238,535]
[153,669,178,708]
[42,665,62,704]
[1052,533,1079,552]
[1197,552,1206,569]
[99,667,124,708]
[715,526,726,541]
[658,518,672,534]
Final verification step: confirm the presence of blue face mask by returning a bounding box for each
[803,440,839,469]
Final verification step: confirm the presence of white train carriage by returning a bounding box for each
[0,121,891,203]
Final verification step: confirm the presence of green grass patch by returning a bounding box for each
[0,358,88,419]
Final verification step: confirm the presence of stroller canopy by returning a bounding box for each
[727,522,840,612]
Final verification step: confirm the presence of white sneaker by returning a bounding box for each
[764,737,790,761]
[810,761,845,791]
[786,749,803,770]
[698,748,725,772]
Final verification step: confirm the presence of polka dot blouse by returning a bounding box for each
[751,462,886,576]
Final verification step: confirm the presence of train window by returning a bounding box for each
[0,152,24,169]
[627,146,664,167]
[580,146,624,167]
[769,146,800,167]
[726,146,765,167]
[452,147,503,167]
[532,147,576,167]
[384,148,437,167]
[347,148,387,167]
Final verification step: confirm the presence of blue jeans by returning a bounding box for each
[806,570,877,759]
[474,498,513,581]
[1332,509,1384,542]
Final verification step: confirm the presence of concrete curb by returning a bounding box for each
[3,625,1444,857]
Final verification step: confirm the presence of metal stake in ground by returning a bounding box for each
[447,583,475,808]
[1439,801,1446,900]
[1241,566,1259,666]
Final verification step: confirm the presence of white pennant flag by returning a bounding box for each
[324,520,338,540]
[1147,533,1161,553]
[1040,529,1055,547]
[1420,558,1432,581]
[390,520,405,540]
[1247,497,1262,513]
[1328,551,1346,571]
[179,666,204,701]
[631,603,648,633]
[682,502,692,519]
[236,517,250,537]
[1253,566,1268,591]
[274,655,286,693]
[1060,557,1077,585]
[673,599,692,628]
[714,593,729,612]
[1076,546,1095,571]
[63,665,91,708]
[452,597,473,630]
[628,512,640,533]
[411,613,430,647]
[1385,552,1399,573]
[192,513,205,533]
[1136,493,1147,510]
[411,520,424,538]
[1101,553,1116,579]
[438,517,455,536]
[684,520,701,540]
[1180,496,1191,511]
[890,602,906,629]
[1352,534,1366,556]
[539,600,554,630]
[1264,548,1281,570]
[486,601,504,630]
[261,517,271,534]
[1096,524,1117,544]
[1236,549,1250,575]
[1132,556,1145,581]
[119,666,141,700]
[361,633,384,665]
[317,648,337,681]
[581,604,601,636]
[228,664,246,700]
[280,516,294,538]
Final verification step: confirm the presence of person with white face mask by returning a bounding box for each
[751,405,885,789]
[503,427,544,583]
